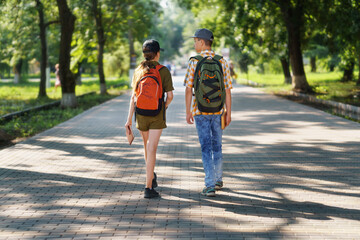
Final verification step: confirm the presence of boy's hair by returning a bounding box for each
[198,38,212,47]
[204,39,212,47]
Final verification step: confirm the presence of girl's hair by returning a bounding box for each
[132,51,158,91]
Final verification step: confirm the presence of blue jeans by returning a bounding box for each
[194,114,223,188]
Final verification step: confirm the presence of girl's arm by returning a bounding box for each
[165,91,173,109]
[125,93,135,130]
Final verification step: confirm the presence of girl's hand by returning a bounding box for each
[125,121,132,134]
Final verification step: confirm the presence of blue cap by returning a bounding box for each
[191,28,214,41]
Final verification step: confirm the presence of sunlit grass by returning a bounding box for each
[236,71,359,106]
[0,77,129,141]
[0,78,129,115]
[1,93,122,138]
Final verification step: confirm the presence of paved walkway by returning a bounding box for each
[0,74,360,239]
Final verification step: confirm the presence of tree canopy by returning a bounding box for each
[0,0,359,104]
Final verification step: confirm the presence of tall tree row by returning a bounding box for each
[179,0,360,92]
[0,0,161,107]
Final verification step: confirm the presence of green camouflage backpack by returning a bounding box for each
[192,55,226,113]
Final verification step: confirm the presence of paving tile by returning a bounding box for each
[0,76,359,239]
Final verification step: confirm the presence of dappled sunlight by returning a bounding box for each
[274,187,360,210]
[269,163,337,172]
[224,120,360,145]
[160,135,188,144]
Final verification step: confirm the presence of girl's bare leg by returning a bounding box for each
[140,129,162,188]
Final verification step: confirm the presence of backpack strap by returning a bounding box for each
[156,64,165,71]
[213,55,224,75]
[213,55,223,61]
[155,64,165,94]
[190,55,203,61]
[192,55,224,82]
[156,64,166,121]
[193,56,211,92]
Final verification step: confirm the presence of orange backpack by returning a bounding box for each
[135,65,164,116]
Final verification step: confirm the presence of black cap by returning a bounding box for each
[142,39,164,53]
[191,28,214,41]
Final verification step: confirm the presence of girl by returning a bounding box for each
[125,39,174,198]
[54,64,61,91]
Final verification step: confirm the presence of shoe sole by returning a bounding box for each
[144,195,160,199]
[215,186,222,190]
[201,192,216,197]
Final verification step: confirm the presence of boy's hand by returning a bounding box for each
[226,113,231,127]
[186,112,194,124]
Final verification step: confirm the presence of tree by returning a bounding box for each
[0,0,59,95]
[324,0,360,84]
[90,0,107,94]
[148,1,187,62]
[258,4,291,83]
[0,1,38,84]
[126,0,159,80]
[86,0,129,94]
[35,0,48,98]
[303,33,330,73]
[35,0,59,98]
[185,0,291,83]
[273,0,312,92]
[56,0,77,108]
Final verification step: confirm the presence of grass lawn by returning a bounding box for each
[0,78,128,115]
[236,71,360,106]
[0,77,129,147]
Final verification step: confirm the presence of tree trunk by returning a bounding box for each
[75,63,82,86]
[280,57,291,84]
[278,0,312,93]
[239,53,249,74]
[357,54,360,86]
[56,0,77,108]
[342,59,354,82]
[36,0,48,98]
[91,0,107,95]
[128,7,136,82]
[310,56,316,73]
[258,63,265,74]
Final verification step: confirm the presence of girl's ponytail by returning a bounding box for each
[132,51,158,90]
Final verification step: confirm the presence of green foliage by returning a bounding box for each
[148,1,188,62]
[264,58,283,74]
[104,43,130,77]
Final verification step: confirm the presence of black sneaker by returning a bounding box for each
[152,172,158,188]
[144,188,160,199]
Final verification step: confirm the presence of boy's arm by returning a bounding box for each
[185,87,194,124]
[225,88,232,127]
[221,58,232,127]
